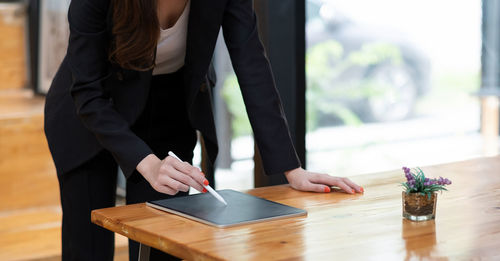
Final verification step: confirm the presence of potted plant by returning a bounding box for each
[401,167,452,221]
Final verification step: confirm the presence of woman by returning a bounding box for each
[44,0,363,260]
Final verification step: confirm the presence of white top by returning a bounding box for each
[152,0,190,75]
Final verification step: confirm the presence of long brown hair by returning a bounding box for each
[109,0,159,71]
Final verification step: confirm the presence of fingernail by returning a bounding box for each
[324,187,331,193]
[203,180,209,186]
[360,187,364,193]
[351,189,355,194]
[202,188,207,193]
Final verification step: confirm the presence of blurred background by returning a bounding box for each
[213,0,491,190]
[0,0,498,260]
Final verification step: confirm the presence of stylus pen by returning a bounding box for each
[168,151,228,206]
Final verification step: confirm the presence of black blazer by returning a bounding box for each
[44,0,300,178]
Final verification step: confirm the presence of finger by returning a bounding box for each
[152,182,178,195]
[187,167,208,187]
[311,174,355,194]
[342,177,363,193]
[172,159,207,187]
[167,166,205,193]
[195,167,206,176]
[158,169,190,192]
[300,181,332,193]
[167,157,206,185]
[335,180,355,194]
[165,156,192,174]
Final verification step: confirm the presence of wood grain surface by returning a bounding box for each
[0,92,131,260]
[92,156,500,260]
[0,3,27,90]
[0,92,58,211]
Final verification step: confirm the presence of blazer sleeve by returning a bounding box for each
[221,0,301,175]
[66,0,152,177]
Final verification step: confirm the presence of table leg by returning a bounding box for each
[138,243,151,261]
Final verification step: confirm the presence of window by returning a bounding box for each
[305,0,482,175]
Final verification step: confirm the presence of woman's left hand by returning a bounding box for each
[284,167,364,194]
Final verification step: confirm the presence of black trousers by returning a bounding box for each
[58,68,197,261]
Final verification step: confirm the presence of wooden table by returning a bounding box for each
[92,156,500,260]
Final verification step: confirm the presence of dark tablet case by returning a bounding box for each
[146,189,307,228]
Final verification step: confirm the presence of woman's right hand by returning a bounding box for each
[137,154,208,195]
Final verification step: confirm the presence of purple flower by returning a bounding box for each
[403,167,412,176]
[433,176,451,186]
[402,165,451,193]
[425,177,452,186]
[442,178,451,185]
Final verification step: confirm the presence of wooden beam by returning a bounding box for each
[480,96,499,137]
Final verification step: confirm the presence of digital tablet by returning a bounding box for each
[147,189,307,228]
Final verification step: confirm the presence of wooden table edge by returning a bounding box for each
[91,205,219,260]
